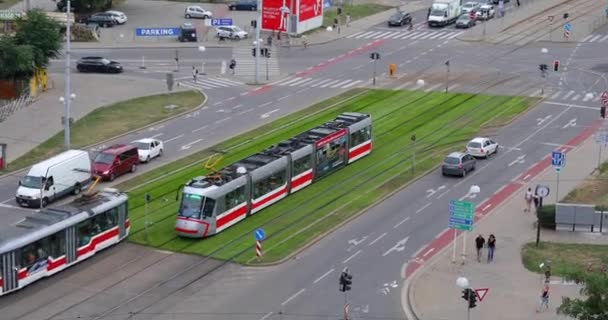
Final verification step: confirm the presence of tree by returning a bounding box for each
[0,37,36,80]
[13,9,62,70]
[557,268,608,320]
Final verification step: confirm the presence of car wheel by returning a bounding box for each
[77,66,84,72]
[494,146,499,154]
[485,151,490,159]
[462,169,467,177]
[203,15,209,19]
[159,149,163,157]
[230,6,234,10]
[73,183,81,195]
[251,6,256,10]
[131,164,137,173]
[186,14,191,18]
[442,171,447,176]
[41,197,49,208]
[146,156,150,163]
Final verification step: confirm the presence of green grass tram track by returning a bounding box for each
[120,80,536,264]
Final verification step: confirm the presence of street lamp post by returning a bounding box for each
[445,60,450,93]
[63,0,72,150]
[456,276,471,320]
[198,46,206,75]
[59,93,76,150]
[462,185,480,265]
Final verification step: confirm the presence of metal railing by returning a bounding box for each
[0,93,35,123]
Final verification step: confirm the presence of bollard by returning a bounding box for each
[139,56,146,69]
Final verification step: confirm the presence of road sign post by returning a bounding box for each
[551,151,565,204]
[595,130,608,171]
[449,200,474,264]
[254,228,265,259]
[564,22,572,39]
[535,185,550,246]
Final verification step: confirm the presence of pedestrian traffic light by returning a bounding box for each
[252,48,256,57]
[339,271,352,292]
[468,289,477,309]
[461,289,469,301]
[251,20,257,28]
[553,60,560,72]
[539,64,547,71]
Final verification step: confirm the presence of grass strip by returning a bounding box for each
[3,90,204,173]
[123,89,536,264]
[521,242,608,276]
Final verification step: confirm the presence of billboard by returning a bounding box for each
[298,0,322,22]
[262,0,288,31]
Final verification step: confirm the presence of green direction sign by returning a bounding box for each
[449,200,475,231]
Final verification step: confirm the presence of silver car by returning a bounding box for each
[441,152,476,177]
[185,6,213,19]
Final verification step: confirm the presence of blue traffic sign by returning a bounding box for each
[449,200,474,231]
[551,151,566,167]
[449,217,473,225]
[254,228,265,241]
[564,22,572,31]
[212,18,233,26]
[135,27,180,37]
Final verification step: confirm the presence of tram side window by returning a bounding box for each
[253,169,287,199]
[77,219,100,247]
[350,126,372,148]
[224,185,246,211]
[20,237,50,269]
[95,207,119,232]
[119,202,128,222]
[293,156,312,176]
[48,231,66,259]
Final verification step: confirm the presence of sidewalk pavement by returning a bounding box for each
[0,73,176,163]
[405,121,608,320]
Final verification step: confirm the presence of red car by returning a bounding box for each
[92,144,139,181]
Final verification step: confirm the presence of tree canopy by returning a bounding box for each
[557,268,608,320]
[0,38,36,79]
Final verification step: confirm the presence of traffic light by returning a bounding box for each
[563,13,569,19]
[461,289,470,302]
[539,64,547,71]
[251,20,257,28]
[252,48,256,57]
[339,271,352,292]
[461,289,477,309]
[553,60,560,72]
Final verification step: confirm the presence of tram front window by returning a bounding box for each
[179,194,215,219]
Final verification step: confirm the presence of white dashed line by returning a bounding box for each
[281,288,306,306]
[164,134,184,143]
[313,268,335,284]
[416,203,431,214]
[342,250,362,264]
[393,216,410,228]
[369,232,387,246]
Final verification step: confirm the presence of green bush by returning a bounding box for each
[538,204,555,229]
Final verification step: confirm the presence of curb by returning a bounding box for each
[0,89,208,179]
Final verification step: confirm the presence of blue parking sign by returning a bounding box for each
[212,18,233,26]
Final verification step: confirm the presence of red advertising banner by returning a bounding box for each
[262,0,287,31]
[299,0,322,22]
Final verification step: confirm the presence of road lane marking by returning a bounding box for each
[164,134,184,143]
[237,109,254,115]
[226,97,236,101]
[232,104,244,109]
[436,189,450,199]
[313,268,335,284]
[544,101,599,110]
[216,117,231,124]
[149,133,164,139]
[343,250,362,264]
[393,216,410,228]
[261,109,280,119]
[281,288,306,306]
[180,139,203,150]
[369,232,387,246]
[278,94,291,101]
[382,237,409,257]
[192,125,208,133]
[213,101,223,106]
[259,312,273,320]
[258,101,273,108]
[416,203,431,214]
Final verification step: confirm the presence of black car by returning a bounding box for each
[86,13,116,27]
[388,11,412,27]
[76,57,123,73]
[228,0,257,11]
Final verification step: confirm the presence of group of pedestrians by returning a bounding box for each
[474,234,496,263]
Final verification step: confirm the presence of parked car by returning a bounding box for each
[442,152,476,177]
[387,11,412,27]
[16,150,92,208]
[477,4,495,19]
[77,57,123,73]
[216,25,248,40]
[178,23,198,42]
[134,138,164,162]
[93,144,140,181]
[455,14,476,28]
[461,1,480,13]
[185,5,213,19]
[105,10,128,24]
[86,12,117,27]
[466,137,498,158]
[228,0,257,11]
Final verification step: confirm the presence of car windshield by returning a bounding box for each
[468,142,482,148]
[20,176,42,189]
[464,3,475,7]
[137,142,150,150]
[94,152,114,164]
[178,194,216,219]
[232,26,243,32]
[390,13,403,19]
[459,15,470,21]
[430,9,445,16]
[445,157,461,164]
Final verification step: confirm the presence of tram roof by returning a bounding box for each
[187,112,370,189]
[0,190,127,251]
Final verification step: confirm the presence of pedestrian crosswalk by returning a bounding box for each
[581,34,608,43]
[346,30,464,41]
[547,90,603,102]
[177,76,245,91]
[274,76,365,89]
[233,46,281,79]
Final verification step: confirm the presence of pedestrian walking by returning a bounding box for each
[537,284,550,312]
[487,234,496,262]
[345,14,351,27]
[229,58,236,75]
[192,65,198,82]
[524,187,533,212]
[516,0,520,6]
[475,234,485,262]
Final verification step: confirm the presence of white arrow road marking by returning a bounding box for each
[562,118,577,129]
[384,280,398,288]
[426,185,446,198]
[536,115,552,126]
[348,236,369,247]
[261,109,280,119]
[382,237,409,257]
[508,154,526,167]
[378,287,390,295]
[459,193,477,201]
[180,139,203,150]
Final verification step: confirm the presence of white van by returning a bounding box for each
[16,150,92,208]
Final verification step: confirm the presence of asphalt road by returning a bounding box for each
[1,16,607,320]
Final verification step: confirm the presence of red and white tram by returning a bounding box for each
[0,189,129,296]
[176,112,373,238]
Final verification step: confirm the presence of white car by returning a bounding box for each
[134,138,164,162]
[185,6,213,19]
[216,25,248,40]
[466,137,498,158]
[461,1,480,13]
[105,10,127,24]
[477,4,495,19]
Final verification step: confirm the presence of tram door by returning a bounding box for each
[1,251,19,292]
[65,227,78,264]
[118,202,127,238]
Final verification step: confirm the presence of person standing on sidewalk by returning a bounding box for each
[537,284,550,312]
[487,234,496,263]
[524,187,534,212]
[475,234,485,262]
[192,65,198,82]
